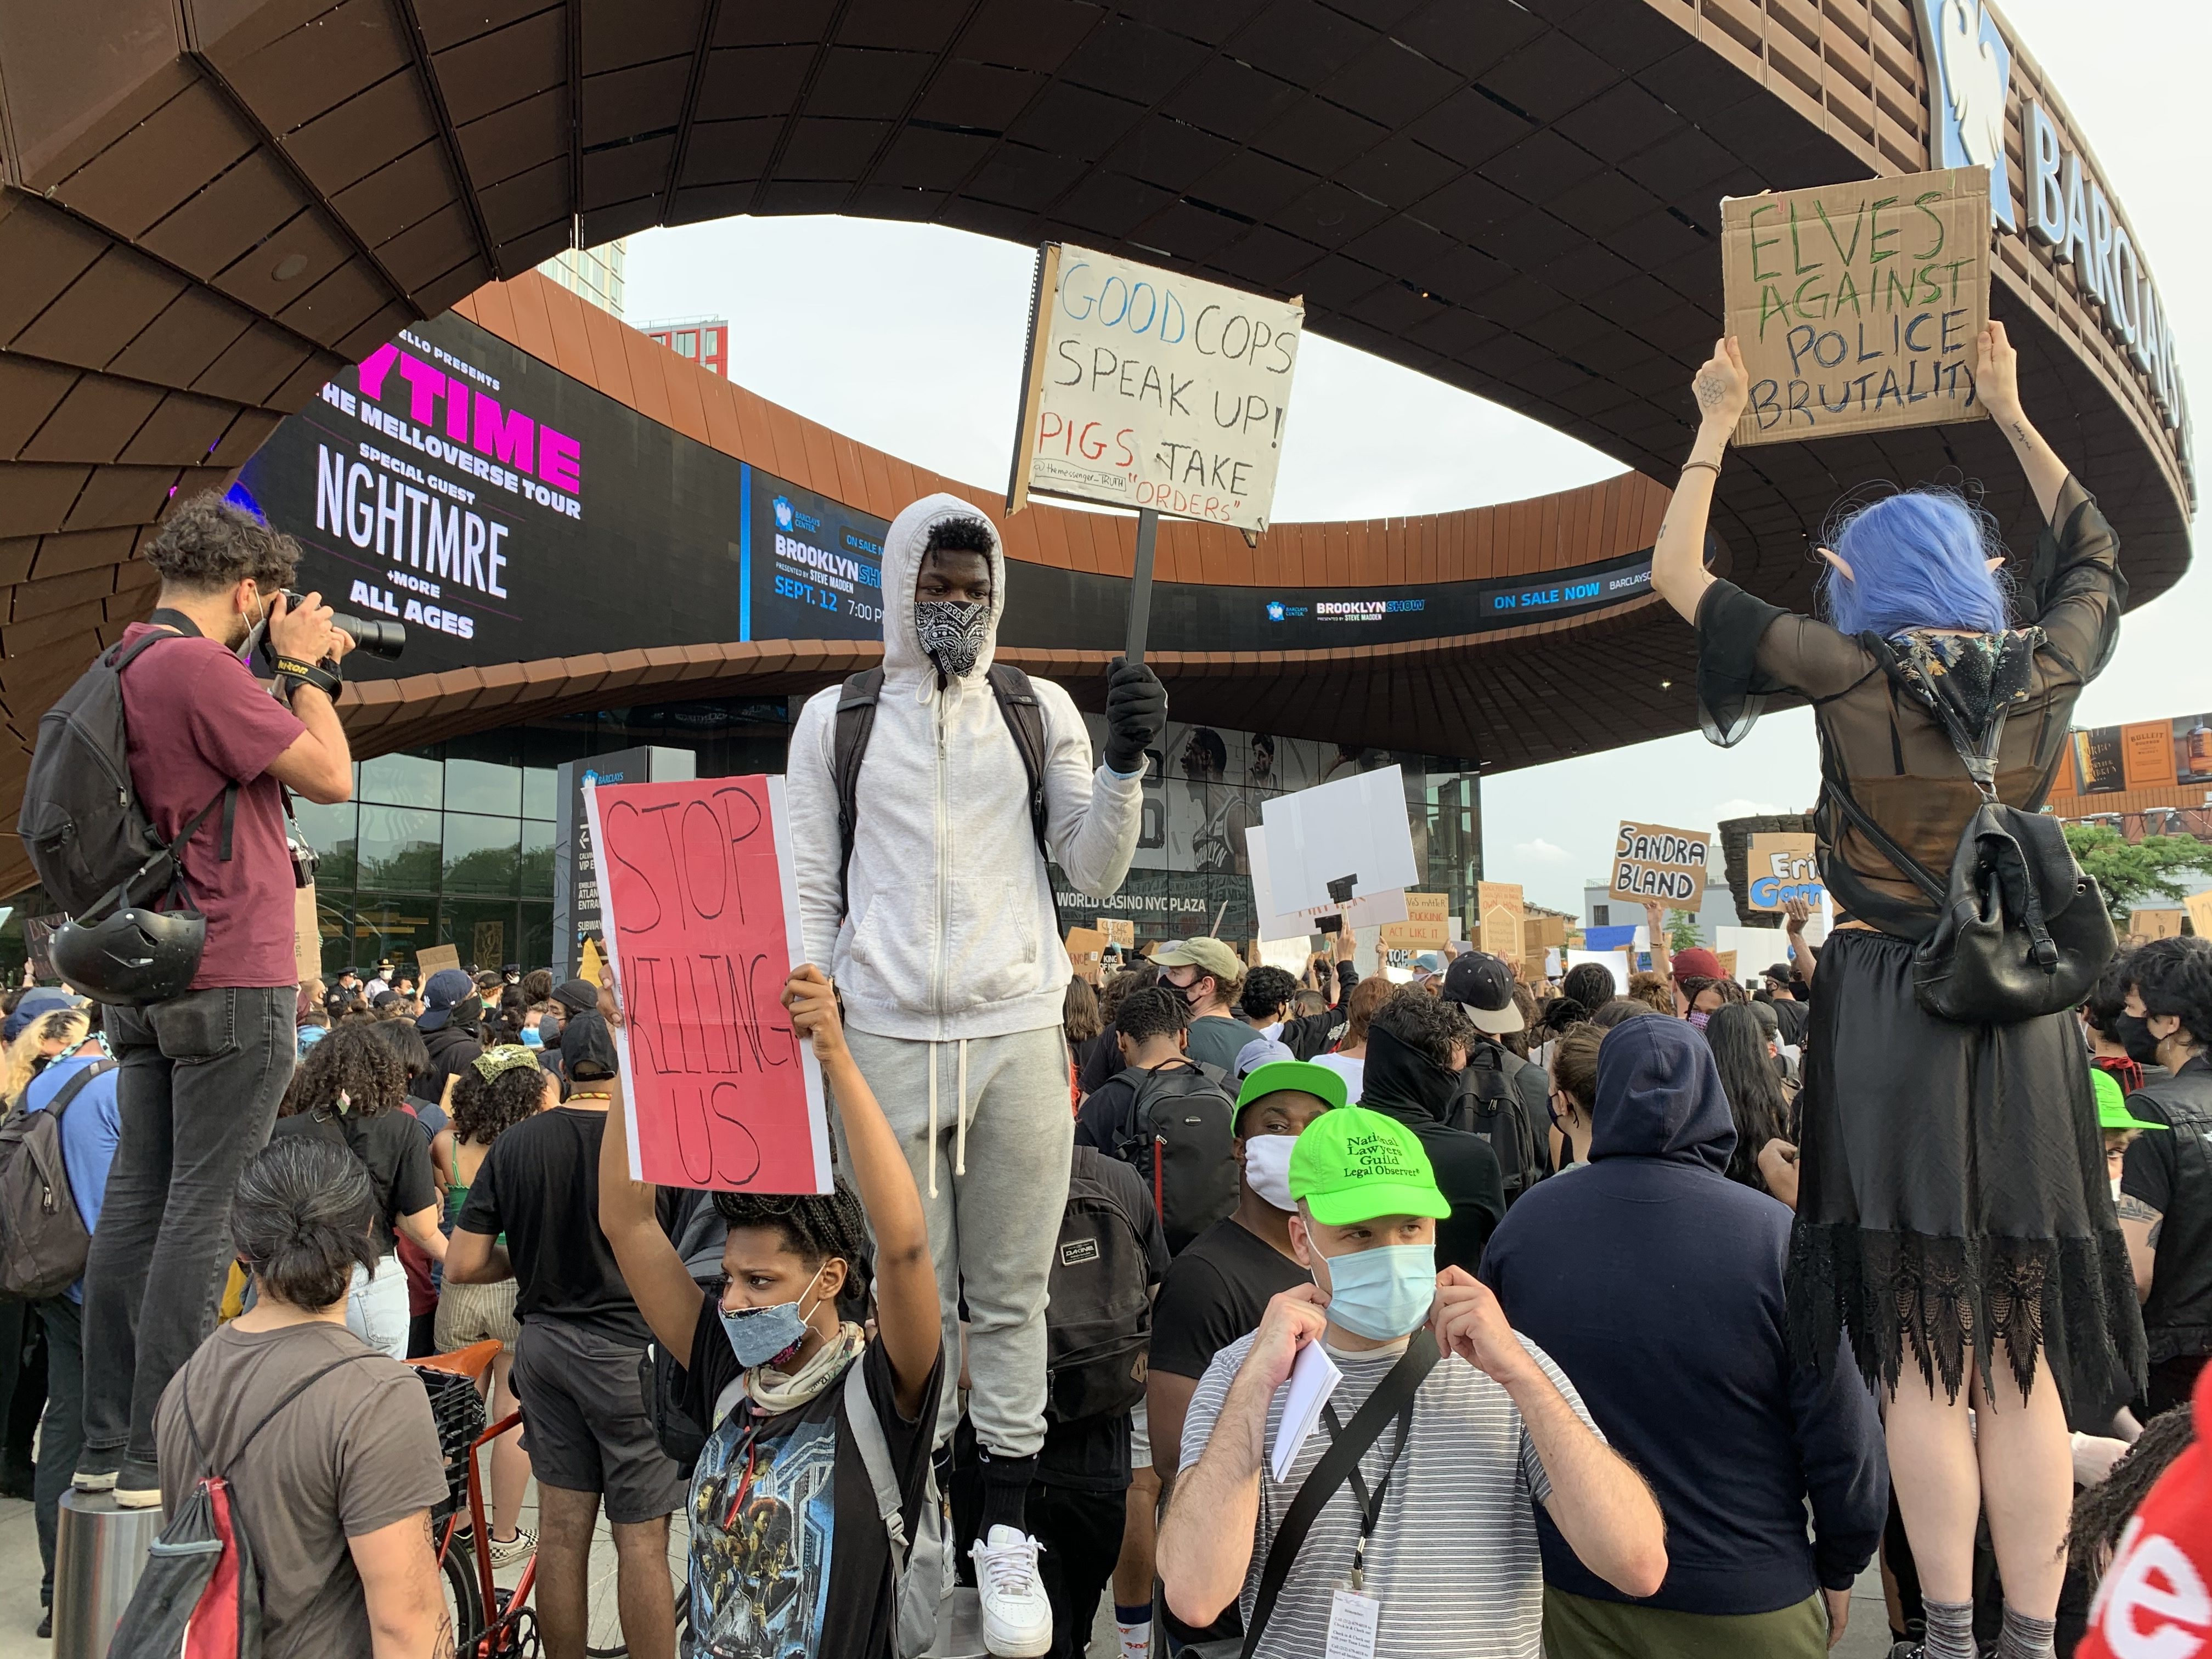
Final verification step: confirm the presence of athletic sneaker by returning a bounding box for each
[114,1456,163,1509]
[971,1525,1052,1658]
[72,1447,119,1492]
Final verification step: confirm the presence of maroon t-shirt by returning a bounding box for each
[117,624,306,990]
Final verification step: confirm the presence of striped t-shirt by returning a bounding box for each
[1180,1330,1600,1658]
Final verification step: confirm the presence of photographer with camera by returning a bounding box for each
[65,493,357,1508]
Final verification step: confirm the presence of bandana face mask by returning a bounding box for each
[915,600,989,679]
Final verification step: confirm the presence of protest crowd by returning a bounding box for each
[0,317,2205,1659]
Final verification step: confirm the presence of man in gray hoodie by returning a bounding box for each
[787,492,1163,1657]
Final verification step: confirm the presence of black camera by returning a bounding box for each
[284,589,406,659]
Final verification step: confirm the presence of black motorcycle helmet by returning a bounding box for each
[48,905,206,1006]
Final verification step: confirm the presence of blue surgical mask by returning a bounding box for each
[1314,1242,1436,1341]
[718,1268,827,1370]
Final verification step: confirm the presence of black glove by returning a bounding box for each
[1102,657,1166,776]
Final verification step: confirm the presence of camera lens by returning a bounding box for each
[334,616,407,659]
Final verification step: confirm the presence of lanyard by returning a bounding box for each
[1321,1395,1414,1592]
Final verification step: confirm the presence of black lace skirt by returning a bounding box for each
[1787,927,2145,1413]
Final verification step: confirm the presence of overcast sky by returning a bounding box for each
[622,0,2208,915]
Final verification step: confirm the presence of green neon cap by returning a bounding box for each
[1235,1059,1348,1124]
[1288,1104,1451,1226]
[2095,1067,2168,1134]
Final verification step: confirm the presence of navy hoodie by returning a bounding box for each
[1480,1017,1886,1616]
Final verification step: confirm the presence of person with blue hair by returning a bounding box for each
[1649,321,2138,1659]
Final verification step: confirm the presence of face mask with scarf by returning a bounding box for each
[914,600,989,679]
[1360,1023,1463,1124]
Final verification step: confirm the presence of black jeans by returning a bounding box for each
[0,1295,46,1482]
[35,1296,83,1598]
[82,986,292,1469]
[1029,1481,1125,1659]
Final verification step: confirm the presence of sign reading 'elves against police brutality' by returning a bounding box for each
[1612,822,1711,907]
[1007,242,1303,532]
[584,775,832,1194]
[1722,166,1991,444]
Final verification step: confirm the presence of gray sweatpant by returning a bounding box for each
[839,1024,1071,1457]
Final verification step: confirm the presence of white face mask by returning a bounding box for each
[1242,1132,1297,1212]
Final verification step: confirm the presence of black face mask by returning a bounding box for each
[2112,1012,2165,1065]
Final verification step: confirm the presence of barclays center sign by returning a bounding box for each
[1917,0,2187,441]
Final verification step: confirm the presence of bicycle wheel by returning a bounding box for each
[441,1539,485,1658]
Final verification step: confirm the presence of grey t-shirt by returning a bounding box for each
[155,1321,450,1659]
[1183,1015,1257,1076]
[1180,1329,1600,1658]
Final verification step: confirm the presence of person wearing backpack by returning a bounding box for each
[39,496,359,1510]
[1357,988,1506,1274]
[1440,953,1553,1206]
[13,1022,120,1635]
[952,1144,1168,1659]
[784,496,1164,1656]
[598,963,946,1659]
[1655,325,2141,1659]
[1073,986,1239,1255]
[144,1135,449,1659]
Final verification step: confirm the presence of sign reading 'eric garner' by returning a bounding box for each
[1722,166,1991,444]
[1008,243,1304,532]
[1612,822,1712,907]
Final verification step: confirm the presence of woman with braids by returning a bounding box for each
[1654,322,2140,1659]
[432,1047,554,1566]
[600,964,943,1659]
[153,1136,450,1659]
[273,1022,447,1361]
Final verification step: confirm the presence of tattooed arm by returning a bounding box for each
[2118,1193,2162,1303]
[352,1509,450,1659]
[1652,337,1748,623]
[1973,320,2067,523]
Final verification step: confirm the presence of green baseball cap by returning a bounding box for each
[1288,1105,1452,1226]
[1235,1059,1348,1126]
[2094,1068,2169,1134]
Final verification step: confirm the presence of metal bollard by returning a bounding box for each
[53,1491,162,1659]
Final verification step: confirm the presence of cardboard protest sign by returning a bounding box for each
[1008,242,1304,532]
[1379,893,1449,950]
[417,943,461,978]
[2130,909,2187,940]
[1717,950,1739,979]
[1477,882,1525,961]
[1723,166,1990,444]
[1746,832,1825,912]
[585,776,831,1194]
[1245,822,1409,943]
[1097,918,1135,950]
[1612,822,1712,907]
[295,885,323,981]
[1065,926,1107,982]
[2176,891,2212,939]
[577,934,609,988]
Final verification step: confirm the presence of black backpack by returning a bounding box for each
[20,622,234,917]
[1045,1148,1156,1424]
[831,664,1053,920]
[1455,1042,1547,1205]
[1118,1060,1238,1254]
[0,1059,116,1298]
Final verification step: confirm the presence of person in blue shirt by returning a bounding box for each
[22,1025,122,1634]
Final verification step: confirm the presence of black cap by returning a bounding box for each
[1440,952,1524,1034]
[561,1009,619,1081]
[370,989,400,1009]
[552,978,601,1015]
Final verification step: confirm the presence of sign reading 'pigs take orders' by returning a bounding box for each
[1007,243,1304,532]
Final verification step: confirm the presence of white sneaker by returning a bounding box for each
[970,1525,1053,1658]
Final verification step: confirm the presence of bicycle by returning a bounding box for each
[415,1339,542,1659]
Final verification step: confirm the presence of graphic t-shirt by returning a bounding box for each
[1148,1216,1311,1381]
[1181,1330,1600,1657]
[115,623,305,989]
[455,1106,647,1342]
[677,1294,943,1659]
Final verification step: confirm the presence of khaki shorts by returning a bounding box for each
[435,1277,521,1353]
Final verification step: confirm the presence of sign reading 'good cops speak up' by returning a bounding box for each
[1722,166,1991,445]
[1008,243,1303,533]
[1612,822,1712,907]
